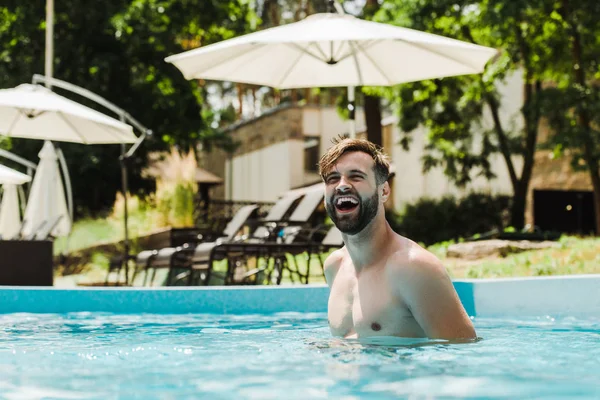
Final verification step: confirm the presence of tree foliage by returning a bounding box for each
[0,0,256,215]
[537,0,600,232]
[374,0,580,229]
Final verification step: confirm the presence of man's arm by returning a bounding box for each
[388,249,476,340]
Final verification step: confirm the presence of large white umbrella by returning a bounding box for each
[20,141,71,238]
[0,76,149,246]
[0,164,31,239]
[0,83,137,144]
[165,12,497,89]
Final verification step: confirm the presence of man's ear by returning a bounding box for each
[380,181,390,203]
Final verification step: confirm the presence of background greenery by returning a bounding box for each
[387,192,511,245]
[0,0,255,216]
[2,0,599,231]
[2,0,599,282]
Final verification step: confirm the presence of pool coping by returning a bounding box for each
[0,274,598,317]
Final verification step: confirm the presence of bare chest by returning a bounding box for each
[328,267,424,338]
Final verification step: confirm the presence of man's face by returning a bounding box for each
[323,152,380,235]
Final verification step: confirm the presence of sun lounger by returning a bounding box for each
[204,225,343,285]
[138,191,304,286]
[135,204,260,286]
[183,190,326,286]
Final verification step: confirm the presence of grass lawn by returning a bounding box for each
[442,235,600,279]
[54,215,600,283]
[54,209,171,255]
[229,236,600,284]
[54,217,119,255]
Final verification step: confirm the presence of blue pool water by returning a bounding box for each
[1,312,599,399]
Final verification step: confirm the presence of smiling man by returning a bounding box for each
[319,137,476,341]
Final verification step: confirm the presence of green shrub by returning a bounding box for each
[156,181,197,227]
[149,148,198,228]
[389,193,511,245]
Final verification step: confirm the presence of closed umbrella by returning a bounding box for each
[20,141,70,238]
[0,164,31,239]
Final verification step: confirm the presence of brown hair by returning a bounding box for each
[318,136,391,185]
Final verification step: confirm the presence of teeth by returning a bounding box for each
[336,197,358,205]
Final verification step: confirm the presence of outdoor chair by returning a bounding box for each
[202,224,343,286]
[182,189,327,286]
[283,225,344,283]
[138,191,304,286]
[134,204,260,286]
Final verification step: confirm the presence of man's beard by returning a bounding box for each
[325,191,380,235]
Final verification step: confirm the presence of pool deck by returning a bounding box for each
[0,275,599,317]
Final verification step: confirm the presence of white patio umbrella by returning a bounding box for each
[0,76,149,244]
[0,163,31,185]
[165,9,497,136]
[0,164,31,239]
[0,83,136,144]
[20,141,71,238]
[166,12,497,89]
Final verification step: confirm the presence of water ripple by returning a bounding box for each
[0,313,598,399]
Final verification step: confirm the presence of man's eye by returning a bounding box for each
[326,177,339,184]
[351,175,363,180]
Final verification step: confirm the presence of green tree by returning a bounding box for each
[0,0,256,215]
[362,0,383,147]
[538,0,600,234]
[374,0,554,230]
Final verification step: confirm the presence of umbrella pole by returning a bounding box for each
[348,86,356,138]
[120,143,130,286]
[45,0,54,85]
[56,146,73,226]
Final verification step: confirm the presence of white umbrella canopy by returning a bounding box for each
[0,165,31,239]
[0,83,137,144]
[0,163,31,185]
[20,141,71,238]
[165,12,498,89]
[0,184,24,239]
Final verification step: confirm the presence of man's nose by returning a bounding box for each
[335,177,351,194]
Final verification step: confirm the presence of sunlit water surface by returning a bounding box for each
[1,313,599,399]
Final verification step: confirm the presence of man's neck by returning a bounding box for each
[342,212,393,272]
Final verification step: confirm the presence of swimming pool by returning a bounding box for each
[0,276,599,399]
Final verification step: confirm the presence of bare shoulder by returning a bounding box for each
[323,247,346,273]
[385,238,447,280]
[384,236,476,340]
[323,247,346,287]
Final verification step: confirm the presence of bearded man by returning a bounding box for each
[319,137,476,341]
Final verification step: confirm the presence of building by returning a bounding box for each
[201,71,596,234]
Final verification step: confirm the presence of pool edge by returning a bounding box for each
[0,275,598,317]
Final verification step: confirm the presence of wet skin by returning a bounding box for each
[322,151,476,341]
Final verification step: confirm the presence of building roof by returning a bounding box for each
[195,168,224,185]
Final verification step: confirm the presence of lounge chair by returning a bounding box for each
[183,189,326,286]
[134,204,259,286]
[205,224,343,285]
[137,191,304,286]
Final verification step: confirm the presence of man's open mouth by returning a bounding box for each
[334,196,359,214]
